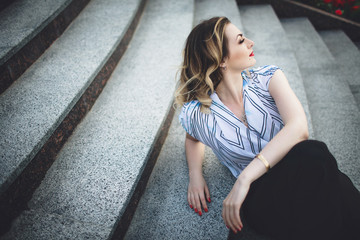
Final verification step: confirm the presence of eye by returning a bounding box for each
[239,38,245,44]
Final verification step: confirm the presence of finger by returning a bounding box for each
[228,196,241,231]
[222,202,226,224]
[222,198,230,227]
[223,200,236,233]
[240,214,244,229]
[194,192,201,215]
[228,193,240,233]
[195,193,203,216]
[199,192,208,213]
[227,204,238,233]
[204,184,211,203]
[234,195,244,231]
[230,204,241,232]
[239,214,243,230]
[222,204,229,231]
[188,191,193,209]
[238,207,243,229]
[190,192,197,213]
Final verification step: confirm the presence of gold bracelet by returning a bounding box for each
[256,153,270,171]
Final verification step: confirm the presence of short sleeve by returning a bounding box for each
[178,100,200,139]
[255,65,283,90]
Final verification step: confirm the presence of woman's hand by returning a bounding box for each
[187,173,211,216]
[222,177,251,233]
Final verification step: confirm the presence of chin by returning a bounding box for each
[236,60,256,71]
[247,60,256,68]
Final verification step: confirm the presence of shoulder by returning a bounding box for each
[179,99,201,116]
[178,100,202,138]
[249,64,283,89]
[250,64,282,74]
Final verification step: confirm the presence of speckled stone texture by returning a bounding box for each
[281,17,360,190]
[319,29,360,108]
[0,0,71,65]
[0,0,91,93]
[236,0,360,42]
[124,106,273,240]
[1,0,194,238]
[125,0,303,239]
[125,107,235,240]
[0,0,146,235]
[0,0,142,195]
[1,209,110,240]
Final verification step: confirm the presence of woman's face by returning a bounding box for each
[222,23,255,71]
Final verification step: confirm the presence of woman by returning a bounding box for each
[174,16,360,240]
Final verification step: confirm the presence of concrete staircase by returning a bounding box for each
[0,0,359,239]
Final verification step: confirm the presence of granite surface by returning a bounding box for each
[0,0,90,94]
[124,106,273,240]
[318,29,360,108]
[2,1,359,239]
[0,0,72,65]
[1,0,194,238]
[281,17,360,190]
[126,1,284,239]
[0,0,146,235]
[0,0,142,194]
[1,209,110,240]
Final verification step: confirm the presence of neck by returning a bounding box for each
[215,69,244,104]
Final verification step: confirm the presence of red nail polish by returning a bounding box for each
[198,211,202,216]
[208,197,211,202]
[226,225,229,229]
[238,227,242,231]
[194,208,198,213]
[189,204,193,209]
[204,208,208,212]
[233,229,237,234]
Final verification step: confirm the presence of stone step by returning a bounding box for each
[0,0,90,93]
[355,41,360,51]
[0,0,193,239]
[281,17,360,190]
[125,0,238,237]
[0,0,142,194]
[125,1,313,240]
[318,29,360,109]
[124,2,234,238]
[0,0,144,234]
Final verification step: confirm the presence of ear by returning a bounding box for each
[220,58,227,68]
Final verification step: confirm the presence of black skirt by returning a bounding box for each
[230,139,360,240]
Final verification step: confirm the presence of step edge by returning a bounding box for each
[0,0,147,236]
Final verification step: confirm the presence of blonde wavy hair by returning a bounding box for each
[173,16,250,114]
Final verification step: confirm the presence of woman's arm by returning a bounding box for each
[240,69,309,183]
[222,69,309,233]
[185,133,205,177]
[185,133,211,216]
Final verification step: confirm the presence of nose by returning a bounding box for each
[247,38,254,48]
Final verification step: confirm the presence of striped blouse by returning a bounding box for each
[178,64,284,178]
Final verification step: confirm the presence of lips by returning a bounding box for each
[249,51,254,57]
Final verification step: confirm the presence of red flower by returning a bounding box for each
[323,0,332,3]
[352,5,360,11]
[335,9,343,15]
